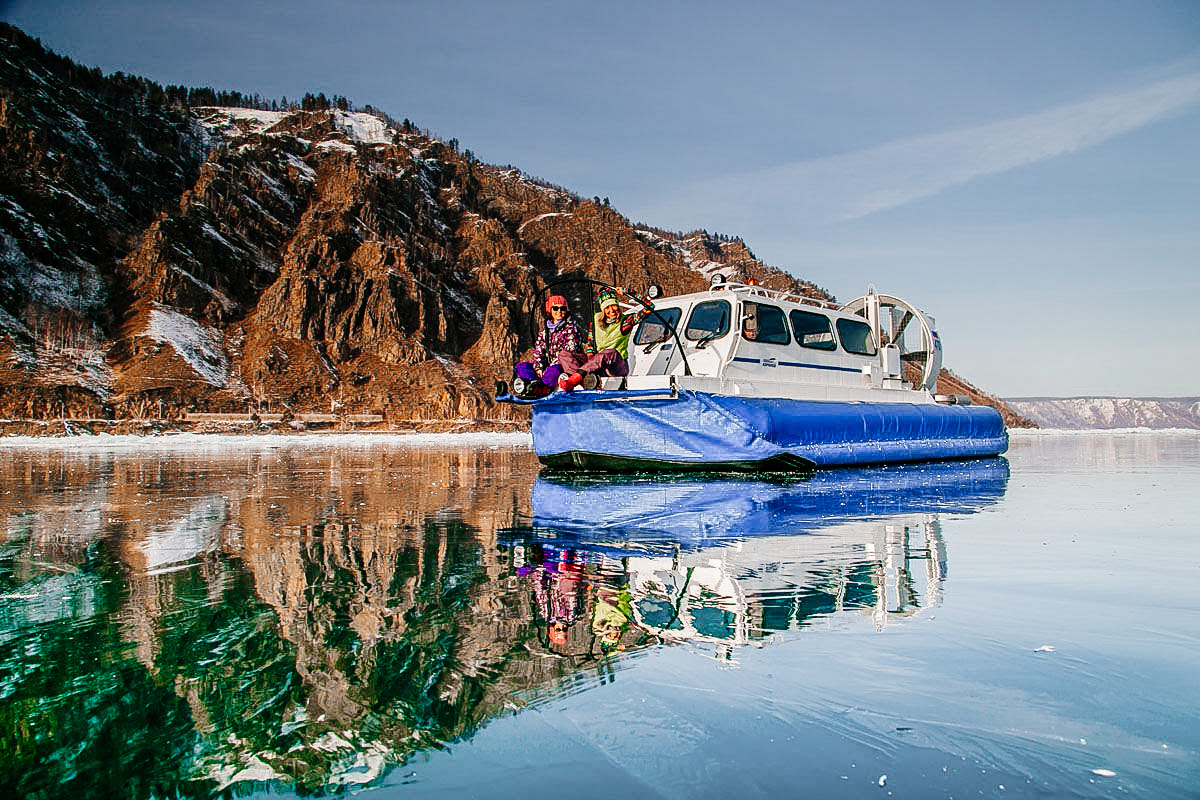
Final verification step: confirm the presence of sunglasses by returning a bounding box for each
[550,305,568,311]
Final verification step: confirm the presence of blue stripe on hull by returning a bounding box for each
[532,390,1008,470]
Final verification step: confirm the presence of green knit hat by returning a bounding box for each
[597,289,618,310]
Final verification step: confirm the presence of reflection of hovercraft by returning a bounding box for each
[622,516,951,649]
[527,457,1009,548]
[501,459,1008,651]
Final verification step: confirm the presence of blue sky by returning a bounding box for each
[5,1,1199,397]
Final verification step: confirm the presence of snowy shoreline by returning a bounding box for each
[0,427,1196,451]
[0,430,534,450]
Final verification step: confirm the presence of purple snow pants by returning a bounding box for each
[515,361,564,388]
[558,349,629,377]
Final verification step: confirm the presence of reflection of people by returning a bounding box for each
[516,544,653,657]
[558,287,652,387]
[592,585,634,652]
[514,295,585,398]
[524,546,588,649]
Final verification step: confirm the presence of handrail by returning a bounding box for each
[709,281,843,311]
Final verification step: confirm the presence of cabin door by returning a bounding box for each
[629,307,684,376]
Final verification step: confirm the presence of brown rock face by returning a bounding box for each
[0,23,1028,428]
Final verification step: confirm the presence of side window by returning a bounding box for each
[742,302,790,344]
[684,301,731,341]
[633,307,682,346]
[836,318,877,356]
[790,310,837,350]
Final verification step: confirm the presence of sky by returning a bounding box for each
[4,1,1199,398]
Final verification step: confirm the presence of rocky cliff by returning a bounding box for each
[0,24,1029,430]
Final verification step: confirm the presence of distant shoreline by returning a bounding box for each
[1004,396,1199,402]
[1007,427,1200,435]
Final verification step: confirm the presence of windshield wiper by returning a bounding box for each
[642,333,672,354]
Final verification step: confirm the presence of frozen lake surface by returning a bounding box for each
[1,430,1197,799]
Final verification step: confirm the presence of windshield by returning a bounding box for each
[633,307,682,346]
[684,301,731,341]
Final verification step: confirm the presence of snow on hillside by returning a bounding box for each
[195,107,397,145]
[634,229,722,279]
[1005,397,1200,430]
[145,306,229,386]
[518,212,572,234]
[331,110,393,144]
[315,139,357,154]
[195,107,286,136]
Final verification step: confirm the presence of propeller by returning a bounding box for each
[841,292,942,391]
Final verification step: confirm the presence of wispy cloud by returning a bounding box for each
[670,69,1200,226]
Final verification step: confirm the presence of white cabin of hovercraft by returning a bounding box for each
[622,279,945,403]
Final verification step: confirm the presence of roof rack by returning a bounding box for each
[708,280,844,311]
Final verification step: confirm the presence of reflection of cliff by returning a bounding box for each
[227,449,538,728]
[1,445,554,795]
[2,444,663,794]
